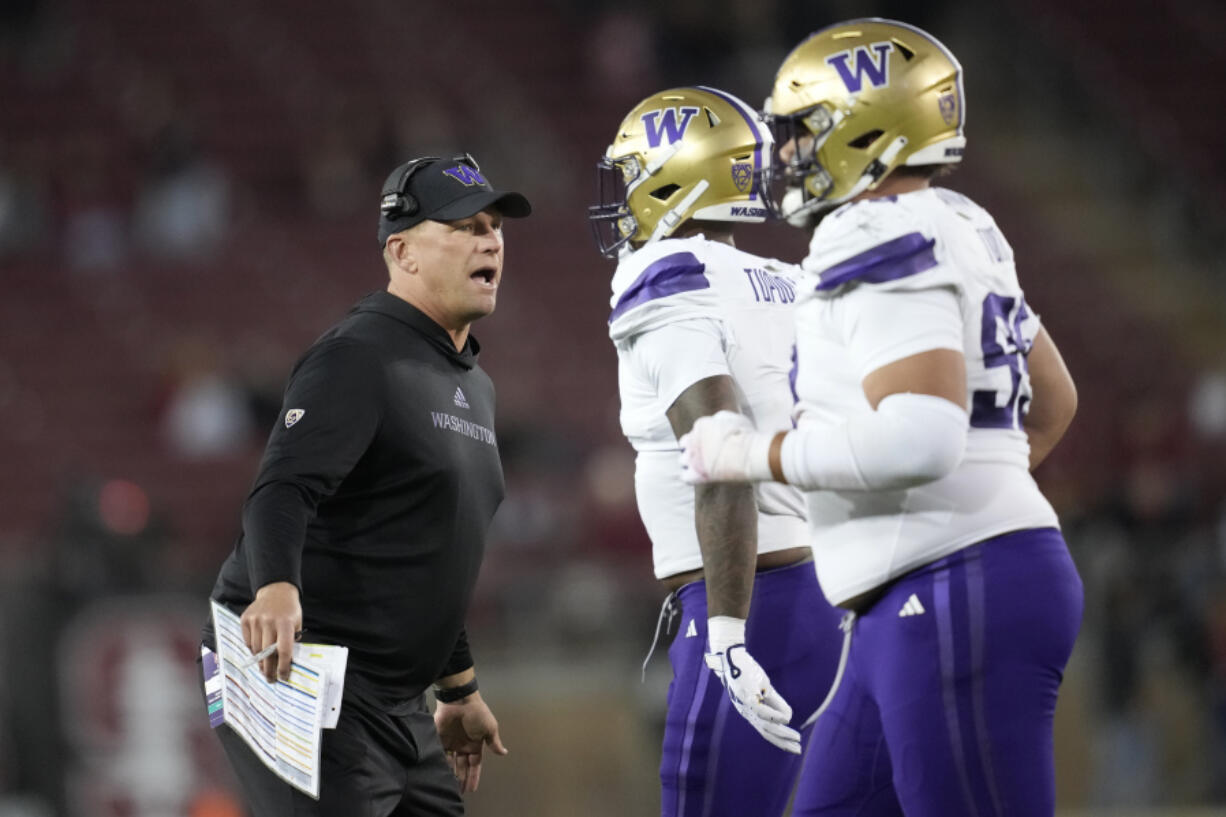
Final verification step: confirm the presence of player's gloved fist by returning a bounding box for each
[703,616,801,755]
[678,411,773,485]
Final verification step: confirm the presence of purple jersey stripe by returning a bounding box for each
[815,231,937,291]
[609,252,709,323]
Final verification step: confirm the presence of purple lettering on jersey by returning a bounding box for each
[970,293,1032,430]
[743,267,797,304]
[815,231,937,291]
[788,344,799,407]
[742,268,763,301]
[609,252,708,323]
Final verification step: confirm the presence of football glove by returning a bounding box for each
[679,411,773,484]
[704,616,801,754]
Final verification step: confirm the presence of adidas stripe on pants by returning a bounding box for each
[791,527,1083,817]
[660,561,845,817]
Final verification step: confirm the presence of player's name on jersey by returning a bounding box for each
[742,267,797,304]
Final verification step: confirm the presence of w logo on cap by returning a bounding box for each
[826,42,894,93]
[641,106,700,149]
[442,164,487,186]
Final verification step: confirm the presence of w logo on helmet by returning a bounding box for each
[442,164,487,186]
[640,106,700,149]
[826,42,894,93]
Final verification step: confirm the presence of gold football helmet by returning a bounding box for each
[765,18,965,220]
[589,86,773,258]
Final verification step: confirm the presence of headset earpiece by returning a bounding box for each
[379,152,481,222]
[380,190,415,218]
[380,157,439,220]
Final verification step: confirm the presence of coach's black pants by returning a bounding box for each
[206,672,464,817]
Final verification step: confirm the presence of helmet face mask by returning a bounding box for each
[764,18,967,221]
[589,86,773,259]
[764,104,842,222]
[590,154,642,258]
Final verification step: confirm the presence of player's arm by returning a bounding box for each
[682,288,969,491]
[627,322,796,753]
[773,347,967,490]
[1022,327,1077,470]
[666,374,755,619]
[668,378,801,753]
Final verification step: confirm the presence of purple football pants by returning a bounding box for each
[661,560,845,817]
[791,527,1084,816]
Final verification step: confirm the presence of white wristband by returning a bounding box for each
[707,615,747,652]
[742,431,776,482]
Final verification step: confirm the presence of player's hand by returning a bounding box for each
[434,692,508,793]
[679,411,772,484]
[704,616,801,754]
[241,581,302,683]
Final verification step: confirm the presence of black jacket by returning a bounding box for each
[206,290,504,705]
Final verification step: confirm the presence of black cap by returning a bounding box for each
[377,153,532,245]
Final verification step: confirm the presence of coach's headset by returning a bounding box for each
[379,152,483,219]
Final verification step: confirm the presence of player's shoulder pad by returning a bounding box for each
[804,195,959,297]
[608,239,720,341]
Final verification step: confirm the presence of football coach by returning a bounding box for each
[202,152,531,816]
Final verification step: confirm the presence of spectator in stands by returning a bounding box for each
[157,337,256,460]
[121,71,233,259]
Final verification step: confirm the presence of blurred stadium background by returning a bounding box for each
[0,0,1224,815]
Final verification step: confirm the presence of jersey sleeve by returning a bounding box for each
[608,248,721,343]
[805,199,962,296]
[627,318,731,412]
[243,337,384,589]
[840,285,964,378]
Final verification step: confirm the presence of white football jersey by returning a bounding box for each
[794,187,1059,605]
[609,236,808,579]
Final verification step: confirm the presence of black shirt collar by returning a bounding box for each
[355,290,480,369]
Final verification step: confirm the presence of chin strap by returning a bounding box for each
[643,140,684,177]
[843,135,910,203]
[643,180,710,247]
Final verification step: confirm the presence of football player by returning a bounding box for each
[678,20,1083,816]
[590,86,844,817]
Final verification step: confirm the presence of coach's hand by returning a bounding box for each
[241,581,302,683]
[679,411,774,484]
[435,691,508,793]
[704,616,801,754]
